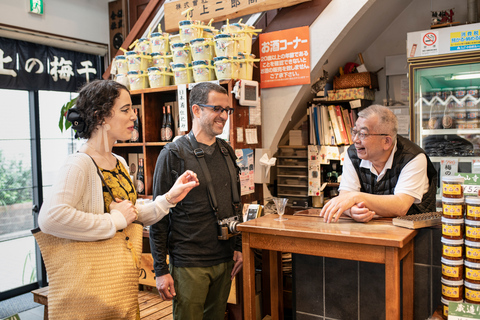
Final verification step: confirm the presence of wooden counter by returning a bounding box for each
[238,214,418,320]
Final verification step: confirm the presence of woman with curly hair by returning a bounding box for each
[37,79,199,319]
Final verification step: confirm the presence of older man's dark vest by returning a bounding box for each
[347,135,437,215]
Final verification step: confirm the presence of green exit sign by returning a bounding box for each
[29,0,44,15]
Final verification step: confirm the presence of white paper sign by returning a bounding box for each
[177,84,188,131]
[440,158,459,177]
[473,158,480,174]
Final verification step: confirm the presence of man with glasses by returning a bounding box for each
[320,105,437,223]
[149,82,242,319]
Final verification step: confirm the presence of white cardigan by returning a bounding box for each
[38,152,173,241]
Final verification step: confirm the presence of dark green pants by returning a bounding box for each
[170,260,234,320]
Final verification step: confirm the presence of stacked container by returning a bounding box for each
[441,175,465,319]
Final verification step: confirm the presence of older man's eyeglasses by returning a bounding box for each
[198,104,234,115]
[351,128,389,141]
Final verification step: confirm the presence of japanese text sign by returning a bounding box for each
[177,84,188,131]
[0,37,101,92]
[164,0,311,32]
[449,301,480,319]
[259,26,310,89]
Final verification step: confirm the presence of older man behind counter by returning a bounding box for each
[320,105,437,223]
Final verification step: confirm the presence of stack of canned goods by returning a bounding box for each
[441,176,465,319]
[440,176,480,318]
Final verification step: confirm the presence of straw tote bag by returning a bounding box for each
[32,157,144,320]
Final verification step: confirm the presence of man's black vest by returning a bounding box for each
[347,135,437,215]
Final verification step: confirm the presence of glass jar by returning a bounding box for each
[442,237,464,260]
[466,219,480,242]
[442,197,465,219]
[466,260,480,284]
[442,257,464,281]
[442,176,464,198]
[442,217,464,240]
[466,240,480,263]
[466,197,480,220]
[442,277,464,301]
[465,281,480,304]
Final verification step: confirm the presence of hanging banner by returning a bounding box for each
[0,37,102,92]
[164,0,311,32]
[259,26,310,89]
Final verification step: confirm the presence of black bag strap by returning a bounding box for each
[85,153,116,202]
[187,131,240,217]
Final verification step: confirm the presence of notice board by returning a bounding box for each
[259,26,310,89]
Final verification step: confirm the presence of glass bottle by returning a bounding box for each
[130,109,141,142]
[165,105,173,142]
[137,158,145,195]
[161,106,167,142]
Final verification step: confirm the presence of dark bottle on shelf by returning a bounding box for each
[136,158,145,195]
[130,109,141,142]
[161,106,167,142]
[165,105,173,142]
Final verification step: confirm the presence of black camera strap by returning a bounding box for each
[187,131,240,218]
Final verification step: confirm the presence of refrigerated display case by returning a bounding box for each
[408,24,480,179]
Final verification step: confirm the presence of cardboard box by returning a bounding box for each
[327,87,375,101]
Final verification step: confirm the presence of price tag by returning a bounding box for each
[441,158,459,177]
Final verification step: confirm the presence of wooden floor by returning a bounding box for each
[32,287,173,319]
[138,291,173,320]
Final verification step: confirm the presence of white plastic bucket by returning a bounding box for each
[114,55,129,74]
[137,38,151,54]
[213,57,239,80]
[171,42,192,64]
[147,67,173,88]
[151,52,172,68]
[238,53,258,80]
[150,32,170,54]
[214,34,238,57]
[127,70,149,90]
[190,38,215,61]
[169,33,181,46]
[115,73,129,89]
[126,51,151,72]
[234,32,253,55]
[220,23,243,34]
[203,28,218,39]
[171,63,193,85]
[192,60,216,83]
[179,20,204,43]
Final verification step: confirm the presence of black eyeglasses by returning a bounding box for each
[197,104,234,115]
[351,128,389,141]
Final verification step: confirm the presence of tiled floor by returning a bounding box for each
[15,305,44,320]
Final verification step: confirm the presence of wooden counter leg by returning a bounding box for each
[269,251,283,320]
[385,247,401,320]
[402,242,414,320]
[242,233,256,320]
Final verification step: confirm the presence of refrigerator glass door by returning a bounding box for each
[413,62,480,162]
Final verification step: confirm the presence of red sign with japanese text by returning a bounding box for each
[259,26,310,89]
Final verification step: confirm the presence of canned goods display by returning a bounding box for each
[466,197,480,220]
[465,281,480,304]
[442,176,464,198]
[442,217,464,240]
[441,277,464,301]
[441,237,464,260]
[466,219,480,242]
[442,257,463,281]
[442,197,464,219]
[466,240,480,263]
[466,260,480,284]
